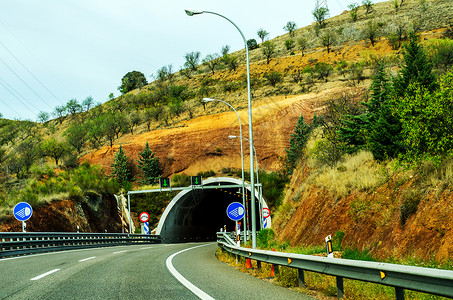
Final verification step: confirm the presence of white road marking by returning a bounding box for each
[79,256,96,262]
[30,269,60,281]
[0,245,130,262]
[113,250,128,254]
[140,247,154,250]
[166,244,214,300]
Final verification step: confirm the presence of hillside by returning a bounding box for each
[1,0,452,265]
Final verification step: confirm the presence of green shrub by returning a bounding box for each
[257,228,275,249]
[172,173,191,187]
[275,266,298,287]
[333,230,345,250]
[342,247,375,261]
[197,170,216,178]
[263,71,284,87]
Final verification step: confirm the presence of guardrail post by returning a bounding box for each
[395,287,405,300]
[298,269,305,287]
[256,260,261,270]
[336,276,344,299]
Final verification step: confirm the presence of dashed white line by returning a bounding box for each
[30,269,60,281]
[79,256,96,262]
[113,250,128,254]
[140,247,154,250]
[166,244,214,300]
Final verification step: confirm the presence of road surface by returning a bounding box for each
[0,242,312,299]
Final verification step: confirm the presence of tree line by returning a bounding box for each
[285,31,453,172]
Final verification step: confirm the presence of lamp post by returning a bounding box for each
[186,9,257,248]
[203,98,246,244]
[229,135,263,230]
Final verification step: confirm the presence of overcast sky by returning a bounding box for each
[0,0,386,121]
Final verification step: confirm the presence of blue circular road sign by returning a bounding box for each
[226,202,245,221]
[13,202,33,222]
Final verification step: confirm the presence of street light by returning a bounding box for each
[203,98,246,244]
[187,9,257,248]
[229,135,264,230]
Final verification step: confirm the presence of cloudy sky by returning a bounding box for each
[0,0,385,121]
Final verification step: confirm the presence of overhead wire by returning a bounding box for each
[0,39,65,106]
[0,97,25,119]
[0,55,54,111]
[0,75,40,115]
[0,19,71,105]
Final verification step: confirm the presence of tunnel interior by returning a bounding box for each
[156,178,268,242]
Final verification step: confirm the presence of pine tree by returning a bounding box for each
[110,144,130,188]
[312,112,324,128]
[137,141,161,185]
[285,113,312,172]
[337,113,368,154]
[394,31,436,97]
[367,65,404,160]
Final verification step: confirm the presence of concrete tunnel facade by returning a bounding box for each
[155,177,272,242]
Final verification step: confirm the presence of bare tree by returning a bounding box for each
[203,53,221,75]
[183,51,201,71]
[283,21,297,37]
[321,30,336,53]
[257,28,269,43]
[298,37,308,56]
[363,21,380,46]
[261,41,276,64]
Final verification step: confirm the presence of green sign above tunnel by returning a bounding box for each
[191,176,202,186]
[160,177,170,188]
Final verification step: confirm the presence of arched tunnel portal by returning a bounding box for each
[156,177,272,242]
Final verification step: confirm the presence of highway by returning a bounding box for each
[0,243,311,299]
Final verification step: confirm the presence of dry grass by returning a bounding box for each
[307,150,385,197]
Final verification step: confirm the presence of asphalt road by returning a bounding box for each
[0,243,312,299]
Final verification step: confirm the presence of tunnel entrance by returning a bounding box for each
[155,177,271,242]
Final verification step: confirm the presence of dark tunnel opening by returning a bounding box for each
[157,180,263,243]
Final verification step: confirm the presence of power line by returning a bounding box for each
[0,19,72,104]
[0,75,40,116]
[0,96,25,119]
[0,39,65,106]
[0,55,54,111]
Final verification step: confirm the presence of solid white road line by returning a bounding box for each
[166,244,214,300]
[30,269,60,281]
[78,256,96,262]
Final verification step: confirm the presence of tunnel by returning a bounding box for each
[155,177,272,242]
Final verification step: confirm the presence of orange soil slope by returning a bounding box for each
[81,88,352,177]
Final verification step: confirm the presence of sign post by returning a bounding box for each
[139,212,150,235]
[227,202,245,246]
[13,202,33,232]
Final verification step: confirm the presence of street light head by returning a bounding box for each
[202,97,215,103]
[228,135,237,139]
[185,9,203,16]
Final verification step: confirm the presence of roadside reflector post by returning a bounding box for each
[325,235,333,258]
[395,287,405,300]
[336,276,344,299]
[298,269,306,287]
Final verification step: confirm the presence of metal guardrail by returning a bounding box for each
[217,232,453,299]
[0,232,161,258]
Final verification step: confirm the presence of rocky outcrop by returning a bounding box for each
[0,192,121,233]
